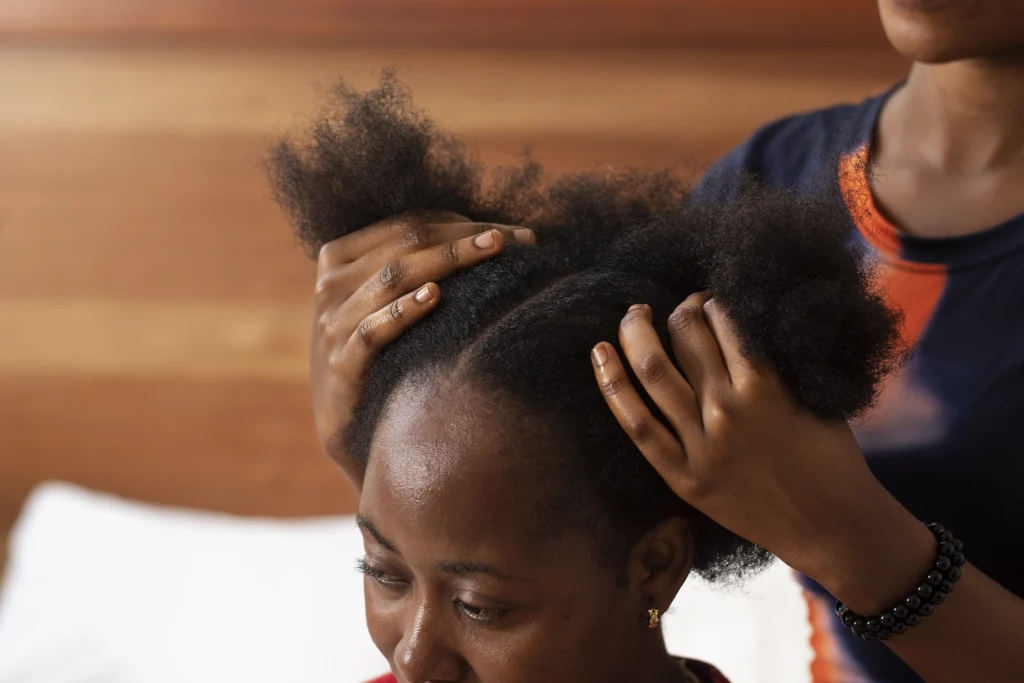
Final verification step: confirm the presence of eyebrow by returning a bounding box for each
[355,515,399,554]
[437,561,510,581]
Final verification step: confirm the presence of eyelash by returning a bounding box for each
[355,559,408,587]
[355,559,510,625]
[454,600,509,625]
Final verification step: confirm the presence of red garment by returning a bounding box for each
[363,658,730,683]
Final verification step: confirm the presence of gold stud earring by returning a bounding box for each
[647,608,660,629]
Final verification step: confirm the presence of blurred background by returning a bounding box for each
[0,1,908,578]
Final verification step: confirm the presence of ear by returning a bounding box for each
[624,516,693,615]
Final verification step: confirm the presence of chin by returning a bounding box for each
[879,0,1024,63]
[885,31,981,63]
[881,15,981,62]
[887,33,1023,63]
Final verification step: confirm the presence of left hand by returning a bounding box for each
[310,212,533,488]
[591,293,933,610]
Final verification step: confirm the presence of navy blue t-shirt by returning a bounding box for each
[697,87,1024,682]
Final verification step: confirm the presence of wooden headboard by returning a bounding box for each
[0,44,905,577]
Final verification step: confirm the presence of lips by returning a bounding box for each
[887,0,959,13]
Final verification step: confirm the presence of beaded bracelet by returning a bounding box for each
[835,523,964,642]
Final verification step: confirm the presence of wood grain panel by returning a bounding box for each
[0,47,905,136]
[0,374,356,579]
[0,373,355,521]
[0,300,308,379]
[0,0,887,48]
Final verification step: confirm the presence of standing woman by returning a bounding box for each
[599,1,1024,681]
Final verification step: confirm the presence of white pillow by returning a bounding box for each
[0,482,811,683]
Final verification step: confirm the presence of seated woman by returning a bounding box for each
[269,74,903,683]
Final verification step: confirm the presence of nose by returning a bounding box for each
[393,600,464,683]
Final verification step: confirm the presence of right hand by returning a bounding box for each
[311,211,535,489]
[592,296,931,608]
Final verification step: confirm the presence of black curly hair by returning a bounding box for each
[269,71,906,582]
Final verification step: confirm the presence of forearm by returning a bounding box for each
[888,563,1024,681]
[807,500,1024,682]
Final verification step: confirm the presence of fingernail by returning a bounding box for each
[513,228,534,244]
[473,230,497,249]
[591,343,609,367]
[415,285,434,303]
[628,303,647,313]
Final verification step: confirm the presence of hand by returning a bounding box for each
[591,293,933,611]
[312,211,535,489]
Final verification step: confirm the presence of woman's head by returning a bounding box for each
[270,74,905,682]
[357,375,694,682]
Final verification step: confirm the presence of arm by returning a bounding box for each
[309,212,534,489]
[817,510,1024,681]
[590,294,1024,682]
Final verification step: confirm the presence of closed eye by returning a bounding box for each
[356,558,408,587]
[454,599,509,625]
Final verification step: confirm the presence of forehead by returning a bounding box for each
[359,378,580,565]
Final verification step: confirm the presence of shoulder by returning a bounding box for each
[677,657,732,683]
[694,89,894,201]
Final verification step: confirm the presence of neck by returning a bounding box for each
[627,639,690,683]
[887,53,1024,169]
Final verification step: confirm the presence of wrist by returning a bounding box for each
[804,496,936,614]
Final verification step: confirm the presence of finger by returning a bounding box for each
[319,214,534,274]
[336,283,441,380]
[343,228,511,323]
[667,292,730,402]
[701,297,757,387]
[317,211,468,271]
[323,221,534,288]
[375,222,536,262]
[316,225,509,310]
[591,341,691,484]
[617,304,702,442]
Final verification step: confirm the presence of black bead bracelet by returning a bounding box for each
[835,523,964,642]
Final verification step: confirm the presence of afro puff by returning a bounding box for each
[269,71,906,581]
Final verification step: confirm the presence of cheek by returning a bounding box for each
[364,580,401,661]
[469,589,637,682]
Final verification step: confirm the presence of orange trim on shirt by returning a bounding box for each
[838,145,947,346]
[805,589,843,683]
[875,263,947,347]
[839,146,902,257]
